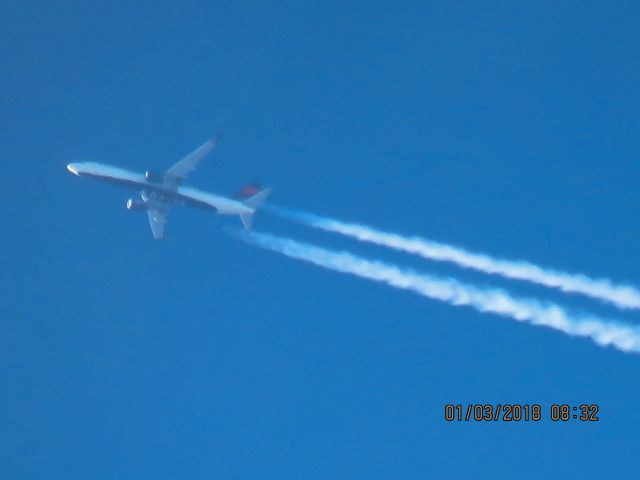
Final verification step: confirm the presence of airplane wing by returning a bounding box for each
[146,208,167,240]
[164,137,218,185]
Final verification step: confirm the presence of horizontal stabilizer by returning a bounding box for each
[240,213,253,230]
[238,187,272,230]
[243,187,271,210]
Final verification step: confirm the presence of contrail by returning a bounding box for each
[266,205,640,311]
[238,230,640,354]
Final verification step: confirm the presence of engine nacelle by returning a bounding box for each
[126,199,148,211]
[145,170,164,183]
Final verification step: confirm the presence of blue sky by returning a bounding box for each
[2,1,640,478]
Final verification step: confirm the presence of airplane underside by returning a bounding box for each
[67,138,271,239]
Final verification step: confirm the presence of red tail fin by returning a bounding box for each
[235,183,262,200]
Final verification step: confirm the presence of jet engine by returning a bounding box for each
[145,170,164,183]
[126,199,148,211]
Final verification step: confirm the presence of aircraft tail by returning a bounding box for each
[237,184,272,230]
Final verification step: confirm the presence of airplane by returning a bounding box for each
[66,138,271,239]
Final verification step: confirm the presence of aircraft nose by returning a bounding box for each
[67,163,80,175]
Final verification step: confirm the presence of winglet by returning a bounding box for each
[164,137,220,185]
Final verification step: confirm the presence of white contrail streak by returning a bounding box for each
[266,206,640,311]
[239,230,640,354]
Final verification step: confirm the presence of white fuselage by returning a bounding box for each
[66,162,252,216]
